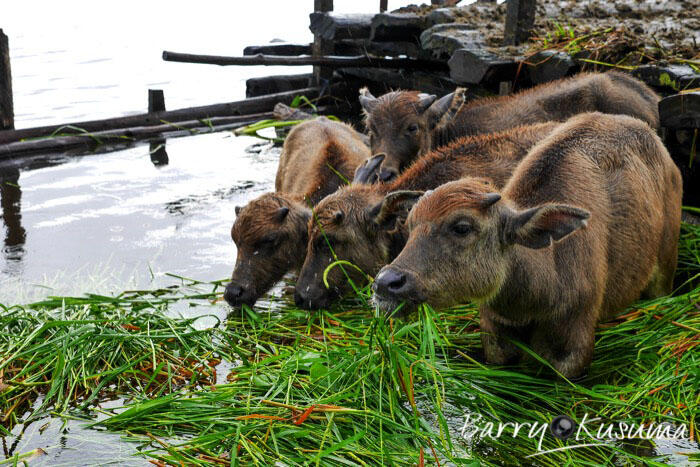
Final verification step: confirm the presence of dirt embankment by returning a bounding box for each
[396,0,699,66]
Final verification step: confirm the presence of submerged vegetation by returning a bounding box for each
[1,224,699,465]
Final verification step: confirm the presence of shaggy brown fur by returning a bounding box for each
[373,112,682,378]
[358,72,659,182]
[293,122,559,310]
[224,118,369,307]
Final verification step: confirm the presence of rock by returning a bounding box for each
[526,50,578,84]
[420,23,486,59]
[448,48,520,85]
[659,92,700,129]
[632,64,700,91]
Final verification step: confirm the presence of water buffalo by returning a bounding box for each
[294,121,559,309]
[358,72,659,182]
[373,112,682,378]
[224,117,369,307]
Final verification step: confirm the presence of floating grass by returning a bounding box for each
[1,223,699,465]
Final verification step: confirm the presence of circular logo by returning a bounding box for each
[550,415,576,440]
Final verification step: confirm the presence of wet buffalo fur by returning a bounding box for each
[374,112,682,378]
[358,71,659,182]
[294,121,559,310]
[224,117,369,307]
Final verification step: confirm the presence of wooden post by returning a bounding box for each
[0,29,14,130]
[149,139,169,166]
[379,0,388,12]
[504,0,536,46]
[148,89,166,112]
[311,0,334,86]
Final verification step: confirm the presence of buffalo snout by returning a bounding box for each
[224,281,255,307]
[373,267,424,309]
[294,286,334,310]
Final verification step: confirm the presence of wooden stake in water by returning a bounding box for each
[0,28,14,130]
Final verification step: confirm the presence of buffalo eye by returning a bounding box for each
[257,234,278,248]
[451,222,472,236]
[406,123,419,134]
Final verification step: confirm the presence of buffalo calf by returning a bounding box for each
[294,122,559,309]
[358,72,659,182]
[224,118,369,307]
[374,112,682,378]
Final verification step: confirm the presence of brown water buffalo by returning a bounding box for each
[224,117,369,307]
[358,71,659,182]
[373,112,682,378]
[294,121,559,310]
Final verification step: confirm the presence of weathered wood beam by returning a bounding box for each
[370,13,428,42]
[162,51,446,70]
[504,0,536,45]
[312,0,334,86]
[0,87,322,144]
[309,13,374,40]
[246,74,313,98]
[148,89,166,112]
[244,43,312,56]
[0,29,13,130]
[0,113,274,159]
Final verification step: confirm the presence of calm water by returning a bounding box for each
[0,2,408,464]
[0,0,413,303]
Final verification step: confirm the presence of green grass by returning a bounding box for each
[1,225,699,465]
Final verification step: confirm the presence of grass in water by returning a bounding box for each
[0,224,698,465]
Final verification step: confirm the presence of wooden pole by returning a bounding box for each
[0,29,14,130]
[312,0,334,86]
[148,89,166,112]
[504,0,536,46]
[161,51,445,70]
[379,0,388,12]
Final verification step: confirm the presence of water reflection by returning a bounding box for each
[0,166,26,275]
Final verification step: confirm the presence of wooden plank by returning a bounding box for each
[504,0,536,45]
[0,29,13,130]
[0,87,322,144]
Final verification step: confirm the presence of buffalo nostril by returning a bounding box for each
[224,283,244,304]
[375,268,408,294]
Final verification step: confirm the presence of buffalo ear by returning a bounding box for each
[502,205,590,249]
[368,190,424,229]
[235,206,242,216]
[428,87,465,129]
[353,153,386,185]
[276,207,290,222]
[416,93,437,113]
[359,87,378,113]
